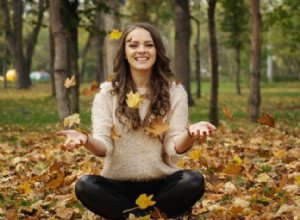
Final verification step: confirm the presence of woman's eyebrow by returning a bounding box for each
[126,40,154,43]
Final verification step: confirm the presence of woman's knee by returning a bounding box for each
[181,170,205,191]
[75,175,93,196]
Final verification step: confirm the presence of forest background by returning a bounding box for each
[0,0,299,219]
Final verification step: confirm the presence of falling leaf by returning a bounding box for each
[82,80,100,96]
[63,113,81,128]
[64,75,76,88]
[135,194,156,210]
[110,125,121,141]
[145,117,169,138]
[106,74,114,82]
[259,113,275,127]
[126,91,143,109]
[109,29,122,40]
[223,105,236,121]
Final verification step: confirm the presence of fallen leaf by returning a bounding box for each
[255,173,270,183]
[189,148,201,160]
[110,125,121,141]
[64,75,76,88]
[18,181,32,195]
[259,113,275,127]
[145,117,169,138]
[126,91,143,109]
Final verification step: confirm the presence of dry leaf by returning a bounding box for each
[189,148,201,160]
[18,181,32,195]
[63,113,81,128]
[82,80,100,96]
[64,75,76,88]
[259,113,275,127]
[110,125,121,141]
[151,207,168,220]
[126,91,143,109]
[135,194,156,210]
[255,173,270,183]
[145,117,169,138]
[48,172,65,189]
[109,29,122,40]
[223,105,236,121]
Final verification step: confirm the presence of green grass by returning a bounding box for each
[0,81,299,133]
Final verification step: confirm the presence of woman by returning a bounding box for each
[57,23,216,219]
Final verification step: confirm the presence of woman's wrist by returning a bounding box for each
[186,125,193,138]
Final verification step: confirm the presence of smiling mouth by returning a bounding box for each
[135,57,149,61]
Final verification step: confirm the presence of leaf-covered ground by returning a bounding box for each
[0,82,299,219]
[0,121,299,219]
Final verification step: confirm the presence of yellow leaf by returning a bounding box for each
[48,172,65,189]
[109,29,122,40]
[189,148,201,160]
[63,113,81,128]
[145,117,169,138]
[126,91,143,109]
[18,181,32,195]
[110,125,121,141]
[135,194,156,210]
[233,155,242,166]
[64,75,76,88]
[255,173,270,183]
[295,175,300,186]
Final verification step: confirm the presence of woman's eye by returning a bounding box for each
[129,44,138,48]
[145,44,154,48]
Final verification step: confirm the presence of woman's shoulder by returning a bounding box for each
[100,81,113,93]
[169,81,187,96]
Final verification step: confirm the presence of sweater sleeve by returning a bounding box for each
[91,82,114,156]
[163,84,189,165]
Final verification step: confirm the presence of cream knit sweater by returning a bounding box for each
[91,82,188,181]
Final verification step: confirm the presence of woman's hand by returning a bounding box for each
[188,121,216,142]
[56,130,88,151]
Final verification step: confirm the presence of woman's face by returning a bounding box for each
[125,28,157,74]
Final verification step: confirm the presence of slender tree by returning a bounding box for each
[0,0,45,89]
[220,0,248,95]
[207,0,219,126]
[248,0,261,122]
[49,0,71,122]
[174,0,194,106]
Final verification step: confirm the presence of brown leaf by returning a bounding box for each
[259,113,275,127]
[47,172,65,189]
[151,207,168,220]
[110,125,121,141]
[82,80,100,96]
[145,117,169,138]
[175,80,182,85]
[223,105,236,121]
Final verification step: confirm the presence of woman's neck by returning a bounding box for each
[130,69,152,88]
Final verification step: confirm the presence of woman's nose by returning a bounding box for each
[137,45,146,52]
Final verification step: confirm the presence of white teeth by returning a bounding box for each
[136,57,148,61]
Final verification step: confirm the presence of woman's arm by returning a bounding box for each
[174,121,216,154]
[56,130,107,156]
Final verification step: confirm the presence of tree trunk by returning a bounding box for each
[50,0,71,122]
[174,0,194,106]
[104,0,120,77]
[1,0,45,89]
[94,10,105,83]
[49,27,56,97]
[80,34,92,82]
[63,0,80,113]
[207,0,219,126]
[236,43,242,95]
[248,0,261,122]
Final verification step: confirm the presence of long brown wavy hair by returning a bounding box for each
[111,23,174,130]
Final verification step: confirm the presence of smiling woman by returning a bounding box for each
[56,23,216,220]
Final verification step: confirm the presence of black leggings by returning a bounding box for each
[75,170,205,220]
